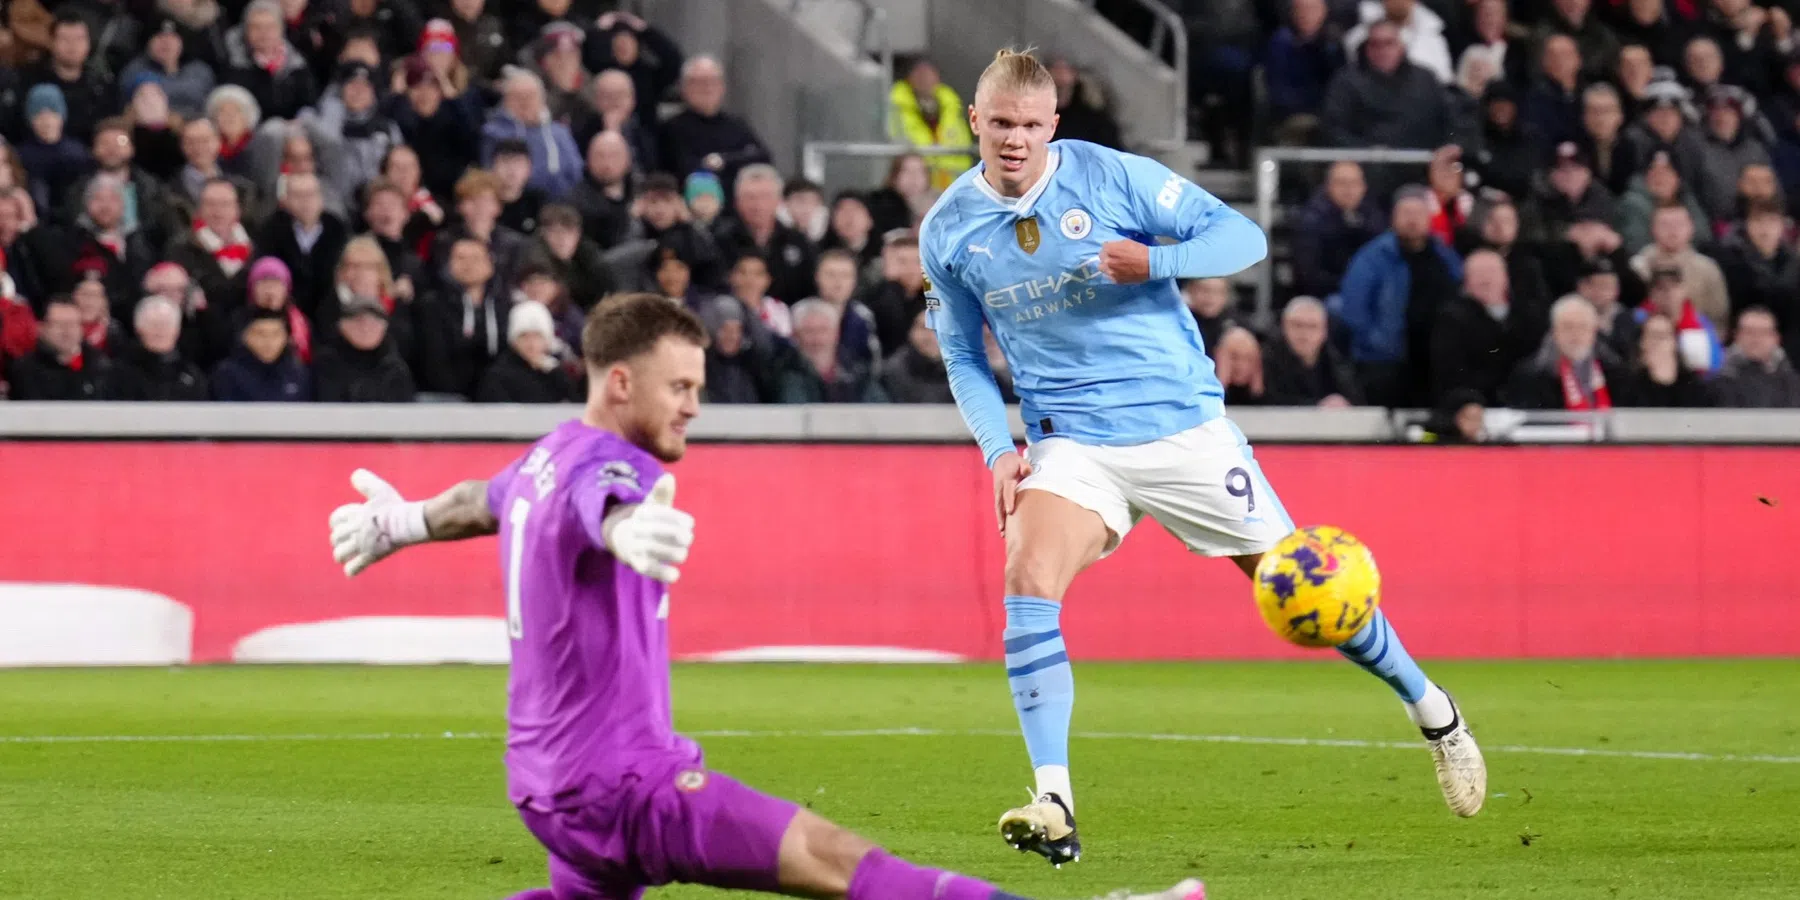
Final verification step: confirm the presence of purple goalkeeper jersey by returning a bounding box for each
[488,420,700,807]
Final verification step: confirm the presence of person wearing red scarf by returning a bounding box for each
[1505,295,1630,408]
[168,180,258,322]
[246,256,313,363]
[5,296,116,400]
[0,264,38,389]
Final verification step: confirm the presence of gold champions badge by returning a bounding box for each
[1015,217,1041,255]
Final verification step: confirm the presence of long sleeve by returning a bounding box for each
[1106,151,1268,280]
[923,243,1013,467]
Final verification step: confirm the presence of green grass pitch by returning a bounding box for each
[2,661,1797,899]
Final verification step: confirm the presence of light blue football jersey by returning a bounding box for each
[922,140,1268,467]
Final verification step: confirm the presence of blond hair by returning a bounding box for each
[336,236,396,298]
[975,47,1055,102]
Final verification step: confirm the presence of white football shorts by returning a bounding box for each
[1017,417,1295,558]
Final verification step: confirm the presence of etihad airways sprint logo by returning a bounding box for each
[983,257,1104,312]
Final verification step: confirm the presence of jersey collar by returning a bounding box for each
[971,147,1061,218]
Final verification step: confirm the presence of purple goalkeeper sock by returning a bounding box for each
[503,890,555,899]
[848,849,1011,900]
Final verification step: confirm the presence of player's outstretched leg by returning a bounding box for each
[994,490,1110,866]
[1334,608,1487,817]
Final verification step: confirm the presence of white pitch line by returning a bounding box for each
[1,728,1795,765]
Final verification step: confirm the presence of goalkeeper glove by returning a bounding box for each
[601,474,693,583]
[329,469,429,577]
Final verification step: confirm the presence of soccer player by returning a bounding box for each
[920,50,1488,866]
[325,293,1204,900]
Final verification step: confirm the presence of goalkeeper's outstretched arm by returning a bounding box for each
[329,469,499,577]
[423,480,499,540]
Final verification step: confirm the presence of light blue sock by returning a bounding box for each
[1336,609,1429,703]
[1003,596,1073,770]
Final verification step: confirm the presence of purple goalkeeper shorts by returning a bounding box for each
[516,756,800,900]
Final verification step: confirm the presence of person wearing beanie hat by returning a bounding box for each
[684,171,724,226]
[18,83,94,215]
[26,83,69,126]
[537,21,590,122]
[117,17,218,122]
[474,299,577,402]
[241,255,315,364]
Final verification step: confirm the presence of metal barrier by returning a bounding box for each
[1251,146,1437,325]
[800,141,974,197]
[1076,0,1189,150]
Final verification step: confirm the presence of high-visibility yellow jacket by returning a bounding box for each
[888,80,974,190]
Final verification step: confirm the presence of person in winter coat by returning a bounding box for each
[312,295,416,402]
[166,178,255,334]
[222,1,318,121]
[5,296,115,400]
[113,294,208,401]
[1337,186,1465,407]
[887,58,974,191]
[1262,296,1362,406]
[1713,307,1800,407]
[570,68,657,175]
[210,307,311,401]
[1464,82,1545,205]
[1262,0,1345,139]
[1522,142,1617,244]
[386,55,481,203]
[658,56,772,194]
[1322,21,1455,151]
[777,298,885,403]
[1291,161,1385,300]
[527,203,614,311]
[1615,150,1711,254]
[1429,251,1535,405]
[25,13,116,144]
[254,173,348,323]
[1623,84,1708,188]
[16,84,93,216]
[302,61,403,206]
[878,308,952,403]
[64,173,157,323]
[1343,0,1453,83]
[1628,203,1731,333]
[1694,86,1773,228]
[1505,295,1630,409]
[1718,201,1800,346]
[697,294,781,404]
[480,69,581,200]
[117,17,216,121]
[236,256,313,363]
[585,10,682,128]
[418,236,509,397]
[565,130,635,251]
[1635,264,1725,375]
[474,299,575,403]
[0,269,38,389]
[713,164,818,305]
[1618,311,1714,406]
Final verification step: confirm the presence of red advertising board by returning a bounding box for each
[1,441,1796,662]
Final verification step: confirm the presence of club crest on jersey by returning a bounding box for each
[675,770,708,792]
[596,460,640,492]
[1015,216,1041,255]
[1059,208,1092,240]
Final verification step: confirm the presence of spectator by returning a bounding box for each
[865,153,932,237]
[627,173,721,289]
[475,299,575,403]
[124,76,185,183]
[1449,48,1499,154]
[1292,161,1385,300]
[222,0,318,121]
[1575,256,1641,361]
[1620,311,1713,405]
[1471,194,1551,333]
[256,172,348,321]
[658,56,771,191]
[17,84,92,215]
[1578,83,1633,196]
[566,130,635,249]
[1429,147,1478,249]
[1047,57,1124,149]
[419,236,508,397]
[492,138,548,234]
[1730,164,1786,232]
[26,13,115,145]
[1613,0,1680,68]
[714,164,818,305]
[1264,0,1345,143]
[1696,86,1773,227]
[65,173,155,324]
[724,252,791,339]
[378,144,444,254]
[587,10,683,129]
[1339,185,1465,406]
[808,248,879,364]
[1532,0,1619,82]
[685,172,724,229]
[878,308,951,403]
[444,0,510,84]
[1457,0,1528,87]
[1322,20,1455,151]
[175,118,258,214]
[387,55,481,202]
[328,236,413,357]
[1524,34,1586,148]
[0,261,37,386]
[572,69,657,172]
[649,240,710,311]
[1719,201,1800,343]
[511,265,584,353]
[1681,35,1726,97]
[1625,82,1706,186]
[359,178,425,295]
[778,298,884,403]
[527,203,613,312]
[70,274,124,357]
[1182,277,1248,354]
[533,22,590,122]
[344,0,423,65]
[888,57,973,192]
[821,191,880,274]
[1524,142,1617,243]
[1622,48,1665,117]
[6,296,114,399]
[1504,294,1626,408]
[204,84,265,185]
[1430,249,1533,404]
[1466,81,1542,204]
[1629,203,1730,331]
[481,69,581,200]
[1616,150,1710,253]
[859,232,926,353]
[312,293,415,402]
[1418,387,1491,442]
[1343,0,1454,84]
[1637,265,1725,374]
[114,294,208,401]
[66,118,177,253]
[1215,325,1267,406]
[1263,296,1361,406]
[1712,307,1800,406]
[698,293,780,404]
[118,17,216,121]
[141,259,223,367]
[157,0,231,72]
[307,61,402,204]
[780,178,828,244]
[210,307,310,401]
[433,168,527,291]
[168,179,255,329]
[241,255,312,363]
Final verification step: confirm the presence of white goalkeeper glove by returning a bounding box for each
[601,473,693,583]
[328,468,430,577]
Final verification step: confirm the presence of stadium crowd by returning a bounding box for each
[0,0,1796,420]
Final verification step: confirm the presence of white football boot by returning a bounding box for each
[1092,878,1207,900]
[1423,692,1487,817]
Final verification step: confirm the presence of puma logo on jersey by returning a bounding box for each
[968,242,994,259]
[1157,174,1185,210]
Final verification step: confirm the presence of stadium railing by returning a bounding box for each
[800,141,984,199]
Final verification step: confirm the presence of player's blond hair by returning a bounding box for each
[975,47,1055,102]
